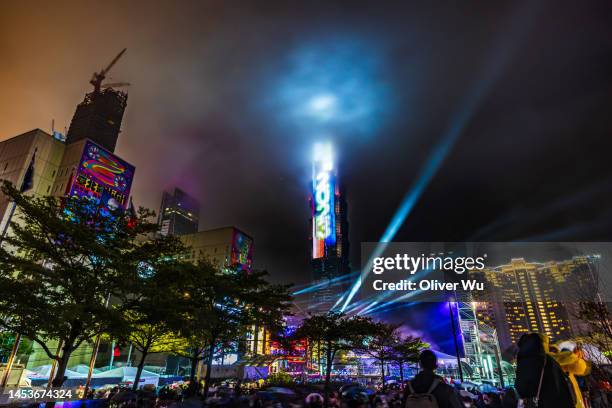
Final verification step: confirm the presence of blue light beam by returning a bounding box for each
[340,2,540,312]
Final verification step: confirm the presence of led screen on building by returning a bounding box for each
[312,142,336,259]
[231,229,253,272]
[68,140,135,212]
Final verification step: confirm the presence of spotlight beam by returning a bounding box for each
[340,2,539,312]
[292,271,359,296]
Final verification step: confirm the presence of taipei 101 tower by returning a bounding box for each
[309,142,351,312]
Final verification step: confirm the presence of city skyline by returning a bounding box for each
[2,1,612,286]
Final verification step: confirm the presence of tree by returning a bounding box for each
[118,241,190,391]
[390,335,427,383]
[355,322,399,391]
[294,312,375,407]
[0,181,158,388]
[176,262,292,398]
[574,302,612,367]
[0,331,33,362]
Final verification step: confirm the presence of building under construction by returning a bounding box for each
[66,88,127,153]
[65,48,129,153]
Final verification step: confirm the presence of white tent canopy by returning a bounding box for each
[93,366,159,388]
[432,350,462,365]
[71,364,101,375]
[28,365,84,379]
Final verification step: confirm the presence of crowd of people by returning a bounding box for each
[24,332,610,408]
[201,332,611,408]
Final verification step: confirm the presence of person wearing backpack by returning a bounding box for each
[403,350,463,408]
[514,333,575,408]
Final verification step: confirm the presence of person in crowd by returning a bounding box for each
[403,350,463,408]
[341,389,370,408]
[459,390,477,408]
[329,391,341,408]
[501,388,519,408]
[587,366,611,408]
[548,343,590,408]
[305,392,324,408]
[484,392,502,408]
[515,333,574,408]
[374,393,389,408]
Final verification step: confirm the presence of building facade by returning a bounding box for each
[0,129,66,234]
[65,88,128,153]
[179,226,253,273]
[158,188,199,236]
[0,128,136,371]
[474,256,599,353]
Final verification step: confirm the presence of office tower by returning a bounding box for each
[65,88,128,153]
[309,142,351,312]
[158,188,200,236]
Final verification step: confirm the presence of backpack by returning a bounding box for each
[405,379,441,408]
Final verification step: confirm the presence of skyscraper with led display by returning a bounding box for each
[309,142,350,312]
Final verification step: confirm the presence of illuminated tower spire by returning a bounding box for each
[309,142,350,312]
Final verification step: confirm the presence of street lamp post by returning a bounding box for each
[448,302,464,382]
[0,333,21,388]
[82,292,111,398]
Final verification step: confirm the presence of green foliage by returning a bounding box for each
[295,312,375,358]
[0,332,33,361]
[118,253,192,390]
[295,312,378,404]
[356,322,427,386]
[0,181,176,386]
[170,260,292,397]
[0,180,293,393]
[266,371,294,386]
[391,336,428,365]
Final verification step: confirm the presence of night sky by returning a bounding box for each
[2,1,612,288]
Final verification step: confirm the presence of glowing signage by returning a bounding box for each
[312,142,336,259]
[68,140,135,213]
[230,229,253,272]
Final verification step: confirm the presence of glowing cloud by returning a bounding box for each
[270,37,393,137]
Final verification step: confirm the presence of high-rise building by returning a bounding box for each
[309,142,350,312]
[0,129,137,370]
[65,88,128,153]
[158,188,200,236]
[0,129,66,232]
[474,256,598,352]
[180,226,253,272]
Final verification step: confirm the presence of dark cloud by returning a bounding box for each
[2,0,612,285]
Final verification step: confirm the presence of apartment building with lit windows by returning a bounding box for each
[474,256,598,353]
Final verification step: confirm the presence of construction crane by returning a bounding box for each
[101,82,130,89]
[89,48,127,93]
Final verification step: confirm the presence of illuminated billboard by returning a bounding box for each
[312,142,336,259]
[68,140,135,212]
[231,228,253,272]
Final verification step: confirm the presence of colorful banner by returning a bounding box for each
[231,229,253,272]
[68,140,135,213]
